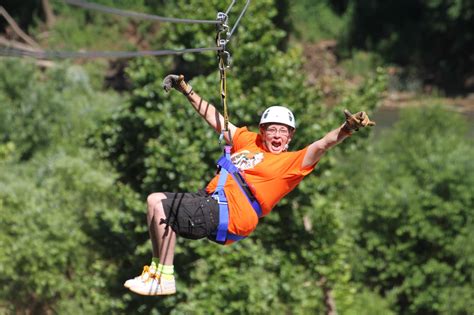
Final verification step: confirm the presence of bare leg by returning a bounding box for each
[146,193,176,266]
[146,193,162,257]
[124,193,177,294]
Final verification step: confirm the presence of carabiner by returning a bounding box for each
[218,50,232,70]
[216,12,229,33]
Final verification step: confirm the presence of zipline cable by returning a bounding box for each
[64,0,221,25]
[0,1,250,61]
[224,0,237,16]
[228,0,250,40]
[0,46,223,59]
[215,0,251,69]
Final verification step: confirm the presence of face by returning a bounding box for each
[259,123,294,154]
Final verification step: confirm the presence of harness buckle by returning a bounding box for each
[211,192,228,205]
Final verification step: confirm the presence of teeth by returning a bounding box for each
[269,141,282,152]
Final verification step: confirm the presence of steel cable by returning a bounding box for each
[228,0,251,40]
[0,46,223,59]
[224,0,237,16]
[0,1,251,61]
[64,0,221,25]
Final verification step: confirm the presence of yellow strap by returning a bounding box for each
[219,57,231,143]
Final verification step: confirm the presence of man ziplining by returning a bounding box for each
[124,74,376,296]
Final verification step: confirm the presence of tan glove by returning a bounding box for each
[162,74,193,95]
[343,109,376,131]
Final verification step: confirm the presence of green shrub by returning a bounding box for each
[341,106,474,315]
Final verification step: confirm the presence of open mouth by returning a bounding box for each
[270,140,283,151]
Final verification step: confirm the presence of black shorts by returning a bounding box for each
[161,190,219,240]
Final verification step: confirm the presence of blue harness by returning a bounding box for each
[212,145,263,243]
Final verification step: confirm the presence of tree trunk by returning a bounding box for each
[318,276,337,315]
[0,6,40,48]
[42,0,56,28]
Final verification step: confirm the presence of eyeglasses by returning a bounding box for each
[265,127,290,136]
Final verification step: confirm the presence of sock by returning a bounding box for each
[158,263,174,280]
[150,258,174,279]
[150,257,160,271]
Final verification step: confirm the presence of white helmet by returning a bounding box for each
[259,106,296,129]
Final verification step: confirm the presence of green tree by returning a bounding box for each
[93,0,388,313]
[290,0,352,42]
[0,59,142,314]
[342,0,474,92]
[340,106,474,315]
[0,150,141,314]
[0,59,119,160]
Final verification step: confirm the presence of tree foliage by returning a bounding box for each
[338,106,474,314]
[1,1,472,314]
[0,150,141,314]
[290,0,474,93]
[0,59,143,314]
[92,0,389,313]
[343,0,474,92]
[0,59,118,160]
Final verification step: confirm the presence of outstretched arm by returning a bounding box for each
[302,110,375,168]
[163,74,236,144]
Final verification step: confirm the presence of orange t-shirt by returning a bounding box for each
[206,127,316,238]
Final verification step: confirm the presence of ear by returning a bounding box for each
[284,130,294,151]
[287,129,295,142]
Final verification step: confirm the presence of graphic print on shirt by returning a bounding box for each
[231,150,264,171]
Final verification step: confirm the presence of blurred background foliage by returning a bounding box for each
[0,0,473,314]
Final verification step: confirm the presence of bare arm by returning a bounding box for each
[163,74,236,143]
[302,124,352,168]
[302,109,376,169]
[185,90,237,144]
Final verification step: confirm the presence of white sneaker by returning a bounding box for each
[129,274,176,296]
[124,265,156,289]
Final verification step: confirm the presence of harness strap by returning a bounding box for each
[216,156,262,217]
[212,145,263,243]
[213,145,233,242]
[226,233,246,241]
[214,160,230,242]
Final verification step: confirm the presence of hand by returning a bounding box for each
[343,109,376,131]
[162,74,193,95]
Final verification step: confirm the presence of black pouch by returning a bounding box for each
[162,196,218,240]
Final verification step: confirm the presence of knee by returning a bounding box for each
[147,192,166,206]
[147,193,166,215]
